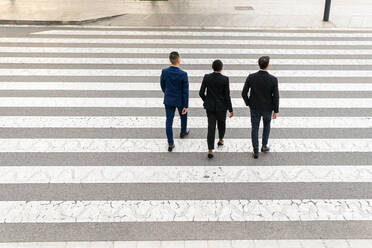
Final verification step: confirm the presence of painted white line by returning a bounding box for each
[1,82,372,92]
[33,29,372,38]
[1,199,372,222]
[0,138,370,152]
[3,37,372,46]
[1,46,371,55]
[0,97,370,108]
[2,166,372,183]
[3,240,372,248]
[3,57,372,65]
[0,116,370,128]
[1,69,372,77]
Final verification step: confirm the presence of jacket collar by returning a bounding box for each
[170,65,180,70]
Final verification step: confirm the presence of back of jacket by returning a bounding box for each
[160,66,189,108]
[199,72,233,113]
[242,70,279,113]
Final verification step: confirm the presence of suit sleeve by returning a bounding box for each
[272,78,280,113]
[160,70,166,93]
[241,75,251,107]
[225,77,233,113]
[199,75,207,102]
[182,72,189,108]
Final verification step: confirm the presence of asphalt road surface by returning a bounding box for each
[0,25,372,247]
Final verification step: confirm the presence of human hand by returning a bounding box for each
[182,108,188,115]
[229,112,234,118]
[272,112,278,119]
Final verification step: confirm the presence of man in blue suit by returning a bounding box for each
[161,51,190,152]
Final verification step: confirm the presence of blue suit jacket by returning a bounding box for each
[160,66,189,108]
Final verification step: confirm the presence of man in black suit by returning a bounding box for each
[241,56,279,159]
[199,60,233,159]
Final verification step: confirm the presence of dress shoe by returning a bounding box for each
[180,130,190,138]
[261,145,270,153]
[217,140,224,147]
[168,144,175,152]
[253,152,259,159]
[208,153,214,159]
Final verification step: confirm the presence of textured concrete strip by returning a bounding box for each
[2,183,372,201]
[2,221,372,242]
[0,138,371,152]
[33,30,372,38]
[0,97,371,108]
[1,199,372,222]
[1,47,372,55]
[2,166,372,183]
[1,82,372,92]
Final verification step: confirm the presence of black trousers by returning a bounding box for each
[207,110,227,150]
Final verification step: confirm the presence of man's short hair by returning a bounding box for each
[212,59,223,72]
[169,51,180,65]
[258,56,270,69]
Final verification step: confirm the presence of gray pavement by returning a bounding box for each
[0,25,372,247]
[0,0,372,28]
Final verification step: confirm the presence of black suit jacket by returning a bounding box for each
[199,72,233,113]
[241,70,279,113]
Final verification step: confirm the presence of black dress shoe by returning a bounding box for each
[217,141,224,147]
[208,153,214,159]
[180,130,190,138]
[253,152,259,159]
[168,144,175,152]
[261,145,270,153]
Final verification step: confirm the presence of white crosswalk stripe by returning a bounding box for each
[0,116,370,128]
[3,57,372,65]
[2,82,372,91]
[1,199,372,222]
[2,69,372,77]
[0,138,370,152]
[4,37,372,45]
[1,165,372,183]
[0,97,369,108]
[1,26,372,245]
[33,29,372,38]
[1,46,372,55]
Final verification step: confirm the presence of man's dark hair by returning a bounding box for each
[169,51,180,65]
[212,59,223,72]
[258,56,270,69]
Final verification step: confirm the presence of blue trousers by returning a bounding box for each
[250,109,272,153]
[165,105,187,146]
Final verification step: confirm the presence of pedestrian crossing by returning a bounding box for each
[0,26,372,247]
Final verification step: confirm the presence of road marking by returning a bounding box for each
[0,138,370,152]
[1,69,372,77]
[0,97,369,108]
[1,82,372,91]
[2,57,372,65]
[1,46,371,55]
[33,29,372,38]
[1,199,372,222]
[1,166,372,183]
[0,116,370,128]
[4,37,372,46]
